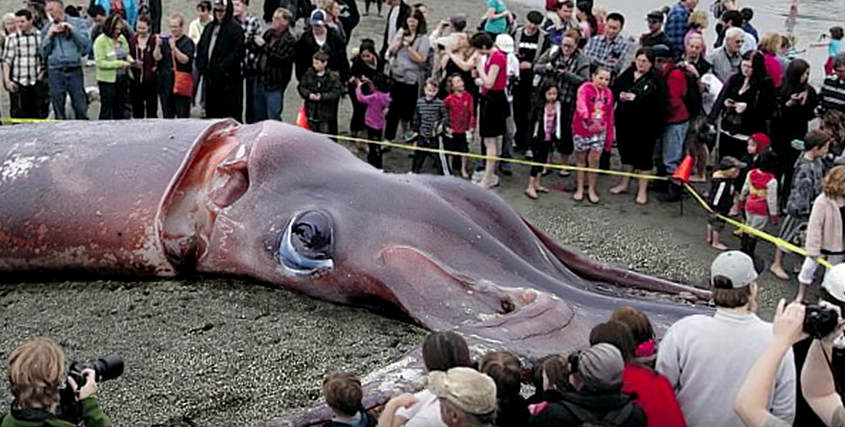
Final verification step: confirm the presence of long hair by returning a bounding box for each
[421,331,472,372]
[781,58,810,97]
[743,49,769,85]
[479,351,522,399]
[402,8,427,36]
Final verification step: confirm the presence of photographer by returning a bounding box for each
[1,337,111,427]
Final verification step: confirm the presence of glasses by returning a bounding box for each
[562,43,576,48]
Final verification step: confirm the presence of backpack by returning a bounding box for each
[560,399,636,427]
[671,64,703,119]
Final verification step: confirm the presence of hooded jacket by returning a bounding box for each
[740,168,778,217]
[527,389,647,427]
[572,81,615,151]
[196,0,244,82]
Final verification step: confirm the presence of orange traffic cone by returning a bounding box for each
[672,155,693,184]
[295,106,309,130]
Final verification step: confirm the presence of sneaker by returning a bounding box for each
[471,170,483,183]
[525,149,533,158]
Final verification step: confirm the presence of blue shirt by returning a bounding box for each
[664,1,691,55]
[40,15,91,69]
[483,0,508,35]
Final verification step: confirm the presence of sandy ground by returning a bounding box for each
[0,0,812,425]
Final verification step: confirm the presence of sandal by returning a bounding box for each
[588,194,600,204]
[524,190,539,200]
[558,170,572,177]
[536,186,550,193]
[572,193,584,202]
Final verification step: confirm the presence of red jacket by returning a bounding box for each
[622,363,687,427]
[662,64,689,125]
[444,91,476,134]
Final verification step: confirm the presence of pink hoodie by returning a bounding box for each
[572,81,615,151]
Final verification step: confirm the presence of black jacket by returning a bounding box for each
[196,0,245,119]
[612,65,668,144]
[298,68,343,123]
[379,0,411,59]
[260,27,296,91]
[294,27,350,81]
[526,389,647,427]
[336,0,360,43]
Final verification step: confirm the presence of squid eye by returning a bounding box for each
[278,210,334,275]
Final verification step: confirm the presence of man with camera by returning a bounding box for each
[1,337,112,427]
[656,251,796,427]
[40,0,91,120]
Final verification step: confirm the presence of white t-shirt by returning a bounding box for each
[394,389,448,427]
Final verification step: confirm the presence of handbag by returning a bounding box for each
[171,49,193,98]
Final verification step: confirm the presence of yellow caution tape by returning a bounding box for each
[2,117,58,124]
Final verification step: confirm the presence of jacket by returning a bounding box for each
[527,389,647,427]
[93,33,133,83]
[356,84,391,130]
[662,63,689,124]
[708,171,737,215]
[572,81,615,151]
[740,168,778,217]
[297,68,343,123]
[379,0,411,58]
[443,91,475,134]
[260,27,296,91]
[320,410,376,427]
[805,193,845,257]
[93,0,138,28]
[0,397,111,427]
[531,101,562,142]
[533,47,590,106]
[622,363,687,427]
[196,0,244,83]
[40,15,91,69]
[294,27,349,81]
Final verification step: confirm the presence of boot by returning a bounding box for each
[658,183,682,202]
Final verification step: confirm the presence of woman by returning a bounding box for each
[129,15,157,118]
[471,32,508,189]
[155,13,196,119]
[758,32,784,87]
[0,13,15,59]
[483,0,510,36]
[685,10,708,55]
[611,306,658,368]
[709,50,776,161]
[323,0,347,45]
[349,39,384,139]
[609,48,668,205]
[480,351,529,427]
[772,59,818,207]
[797,166,845,302]
[438,33,479,101]
[384,8,430,141]
[94,15,133,120]
[92,0,138,28]
[575,1,596,41]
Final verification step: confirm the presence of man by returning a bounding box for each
[294,9,349,82]
[257,7,294,121]
[640,10,670,48]
[681,32,711,77]
[542,0,576,47]
[380,0,410,60]
[87,4,105,44]
[715,9,755,54]
[513,10,548,152]
[583,12,629,75]
[430,367,497,427]
[665,0,697,55]
[707,26,744,83]
[41,0,90,120]
[653,45,691,202]
[3,9,46,119]
[196,0,245,120]
[656,251,796,427]
[234,0,264,123]
[153,13,195,118]
[820,53,845,114]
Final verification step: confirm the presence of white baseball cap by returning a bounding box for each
[823,264,845,302]
[711,251,758,288]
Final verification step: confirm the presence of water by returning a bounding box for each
[514,0,845,82]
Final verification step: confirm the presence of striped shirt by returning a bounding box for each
[239,14,262,74]
[820,75,845,113]
[413,97,448,138]
[3,30,42,86]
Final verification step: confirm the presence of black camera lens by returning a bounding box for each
[68,354,124,388]
[803,306,839,339]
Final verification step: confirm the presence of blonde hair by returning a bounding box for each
[8,337,65,410]
[758,32,782,54]
[592,5,608,21]
[688,10,708,30]
[2,13,15,35]
[823,166,845,198]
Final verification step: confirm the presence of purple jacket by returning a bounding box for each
[356,84,392,131]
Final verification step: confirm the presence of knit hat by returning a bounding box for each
[711,250,758,289]
[428,367,497,415]
[577,343,624,393]
[749,133,771,153]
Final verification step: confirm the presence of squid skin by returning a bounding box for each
[0,119,711,426]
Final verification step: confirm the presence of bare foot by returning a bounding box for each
[635,194,648,205]
[609,185,628,195]
[769,265,790,280]
[461,170,470,179]
[711,242,728,251]
[588,192,600,204]
[524,188,539,200]
[572,191,584,202]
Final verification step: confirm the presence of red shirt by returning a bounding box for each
[622,363,687,427]
[444,91,475,133]
[663,64,690,124]
[483,49,508,94]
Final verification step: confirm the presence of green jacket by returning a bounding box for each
[93,34,133,83]
[0,397,111,427]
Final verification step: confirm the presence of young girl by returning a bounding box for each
[443,73,475,178]
[738,150,779,261]
[572,67,614,204]
[355,73,392,169]
[525,83,561,200]
[813,26,844,76]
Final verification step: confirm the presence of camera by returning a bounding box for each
[803,305,840,339]
[68,354,124,388]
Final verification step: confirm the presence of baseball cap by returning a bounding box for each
[647,10,664,22]
[650,44,673,59]
[495,34,515,54]
[428,367,497,416]
[310,9,327,26]
[577,343,624,393]
[212,0,225,9]
[711,250,758,288]
[716,155,748,171]
[823,264,845,302]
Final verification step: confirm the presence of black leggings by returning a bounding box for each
[366,125,384,169]
[411,137,444,174]
[365,0,383,13]
[530,138,552,177]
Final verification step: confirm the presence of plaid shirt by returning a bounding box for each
[665,2,691,55]
[3,31,42,86]
[584,34,629,74]
[239,14,262,74]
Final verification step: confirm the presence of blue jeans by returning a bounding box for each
[245,74,267,123]
[661,121,689,174]
[48,67,88,119]
[264,89,283,121]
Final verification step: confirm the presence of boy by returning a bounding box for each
[443,73,475,178]
[410,78,449,174]
[770,129,832,284]
[707,156,747,250]
[297,51,343,135]
[321,372,376,427]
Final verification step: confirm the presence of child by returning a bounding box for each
[355,73,392,169]
[572,67,614,204]
[707,156,747,251]
[738,150,779,261]
[411,78,448,174]
[812,26,844,76]
[321,372,376,427]
[525,82,561,200]
[770,129,832,282]
[297,51,343,135]
[443,73,475,178]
